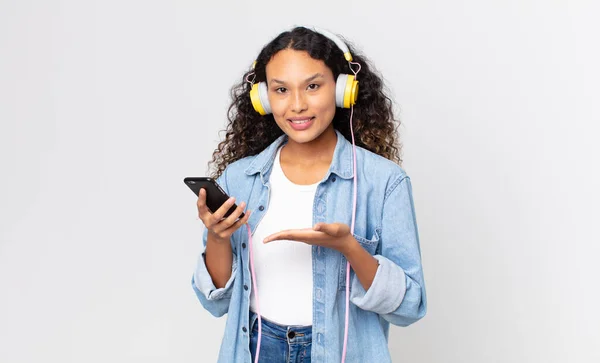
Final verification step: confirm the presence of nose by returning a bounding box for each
[290,90,308,113]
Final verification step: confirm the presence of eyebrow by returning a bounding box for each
[269,73,325,86]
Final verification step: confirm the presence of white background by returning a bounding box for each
[1,0,599,362]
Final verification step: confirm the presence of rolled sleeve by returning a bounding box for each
[192,245,237,301]
[350,254,407,314]
[352,175,427,326]
[191,227,237,317]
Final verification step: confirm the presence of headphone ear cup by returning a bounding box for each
[250,82,272,115]
[335,74,359,108]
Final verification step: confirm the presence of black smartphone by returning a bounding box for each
[184,177,245,219]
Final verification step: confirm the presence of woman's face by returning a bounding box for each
[265,49,337,144]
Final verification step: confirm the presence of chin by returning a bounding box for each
[296,136,320,144]
[287,127,329,144]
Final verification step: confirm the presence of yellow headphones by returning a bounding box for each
[249,27,359,116]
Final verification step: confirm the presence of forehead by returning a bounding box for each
[265,49,333,79]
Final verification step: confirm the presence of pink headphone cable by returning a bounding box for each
[247,224,262,363]
[341,59,361,363]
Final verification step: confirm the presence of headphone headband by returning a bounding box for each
[311,26,353,62]
[252,26,353,69]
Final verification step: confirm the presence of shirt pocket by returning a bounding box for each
[338,228,381,291]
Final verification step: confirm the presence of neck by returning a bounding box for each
[280,125,337,167]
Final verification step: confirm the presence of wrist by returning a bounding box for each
[339,234,360,258]
[207,232,230,246]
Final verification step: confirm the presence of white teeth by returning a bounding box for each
[291,118,312,124]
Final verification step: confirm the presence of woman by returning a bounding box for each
[192,26,427,363]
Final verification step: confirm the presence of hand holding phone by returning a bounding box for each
[184,177,251,242]
[184,177,245,219]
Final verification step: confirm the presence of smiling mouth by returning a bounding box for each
[288,117,315,124]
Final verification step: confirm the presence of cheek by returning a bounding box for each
[313,94,336,116]
[268,95,286,116]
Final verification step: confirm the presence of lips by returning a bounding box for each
[287,117,315,131]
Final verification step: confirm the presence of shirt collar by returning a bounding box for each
[244,129,355,180]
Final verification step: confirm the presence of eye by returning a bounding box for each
[307,84,320,90]
[275,87,287,94]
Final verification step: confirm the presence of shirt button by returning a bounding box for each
[258,205,265,211]
[242,243,247,248]
[244,284,248,291]
[242,327,247,333]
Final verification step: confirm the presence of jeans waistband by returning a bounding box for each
[249,311,312,344]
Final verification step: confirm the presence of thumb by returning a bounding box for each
[313,223,336,235]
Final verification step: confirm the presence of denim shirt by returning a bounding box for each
[192,129,427,362]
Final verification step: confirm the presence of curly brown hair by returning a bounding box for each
[208,27,402,179]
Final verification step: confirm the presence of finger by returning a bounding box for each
[314,223,347,237]
[263,229,314,243]
[330,223,341,236]
[221,209,252,235]
[335,223,351,236]
[197,188,211,220]
[263,231,283,243]
[313,222,336,235]
[263,230,293,243]
[211,196,237,221]
[214,201,247,234]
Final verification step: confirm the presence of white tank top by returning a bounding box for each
[249,145,318,326]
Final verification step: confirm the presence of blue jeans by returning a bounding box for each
[249,311,312,363]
